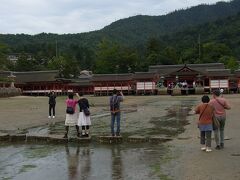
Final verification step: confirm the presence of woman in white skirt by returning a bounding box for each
[64,92,80,138]
[77,93,91,137]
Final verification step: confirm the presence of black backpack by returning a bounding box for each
[110,95,119,112]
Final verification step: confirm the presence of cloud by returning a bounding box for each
[0,0,229,34]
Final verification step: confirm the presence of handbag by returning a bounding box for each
[66,106,74,114]
[83,108,90,116]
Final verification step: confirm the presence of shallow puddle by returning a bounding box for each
[0,142,169,180]
[0,97,197,179]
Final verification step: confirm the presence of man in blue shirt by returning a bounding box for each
[110,89,124,136]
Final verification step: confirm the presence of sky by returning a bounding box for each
[0,0,229,35]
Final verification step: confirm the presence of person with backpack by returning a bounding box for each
[110,89,124,136]
[47,91,56,119]
[64,92,80,138]
[209,89,231,150]
[77,93,91,137]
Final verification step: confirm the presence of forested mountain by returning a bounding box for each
[1,0,240,48]
[100,0,240,46]
[163,11,240,59]
[151,11,239,73]
[0,0,240,75]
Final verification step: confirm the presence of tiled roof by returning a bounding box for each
[133,72,158,80]
[206,69,231,77]
[0,71,12,78]
[13,70,59,84]
[92,74,133,81]
[69,78,93,86]
[234,69,240,77]
[149,63,225,75]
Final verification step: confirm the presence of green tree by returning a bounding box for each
[146,52,160,65]
[15,54,34,71]
[0,43,10,70]
[145,38,161,65]
[181,48,199,64]
[94,39,139,73]
[94,39,120,73]
[48,55,80,78]
[161,46,178,64]
[118,47,138,73]
[219,56,239,72]
[202,42,232,63]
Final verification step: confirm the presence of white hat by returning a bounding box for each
[220,89,224,93]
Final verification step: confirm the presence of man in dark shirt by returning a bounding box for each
[48,91,56,118]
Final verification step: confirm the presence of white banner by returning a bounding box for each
[136,82,155,90]
[23,90,62,93]
[210,80,228,88]
[94,86,130,91]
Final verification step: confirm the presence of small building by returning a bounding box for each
[133,72,159,95]
[149,63,234,94]
[67,70,93,94]
[14,70,62,95]
[92,74,133,96]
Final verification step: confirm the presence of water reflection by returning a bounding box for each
[65,144,91,180]
[0,143,167,180]
[111,145,123,180]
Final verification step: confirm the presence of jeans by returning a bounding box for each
[111,112,120,135]
[200,131,212,147]
[214,116,226,146]
[49,104,55,116]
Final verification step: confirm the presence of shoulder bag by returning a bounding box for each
[66,106,74,114]
[83,108,90,116]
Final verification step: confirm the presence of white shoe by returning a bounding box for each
[52,116,55,118]
[48,116,51,119]
[206,148,212,152]
[201,147,206,151]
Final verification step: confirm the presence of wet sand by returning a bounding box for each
[0,95,194,136]
[161,94,240,180]
[0,94,240,179]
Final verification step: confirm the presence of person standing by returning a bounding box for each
[195,95,214,152]
[64,93,80,138]
[220,89,224,97]
[209,90,231,149]
[77,93,91,137]
[48,91,56,119]
[110,89,124,136]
